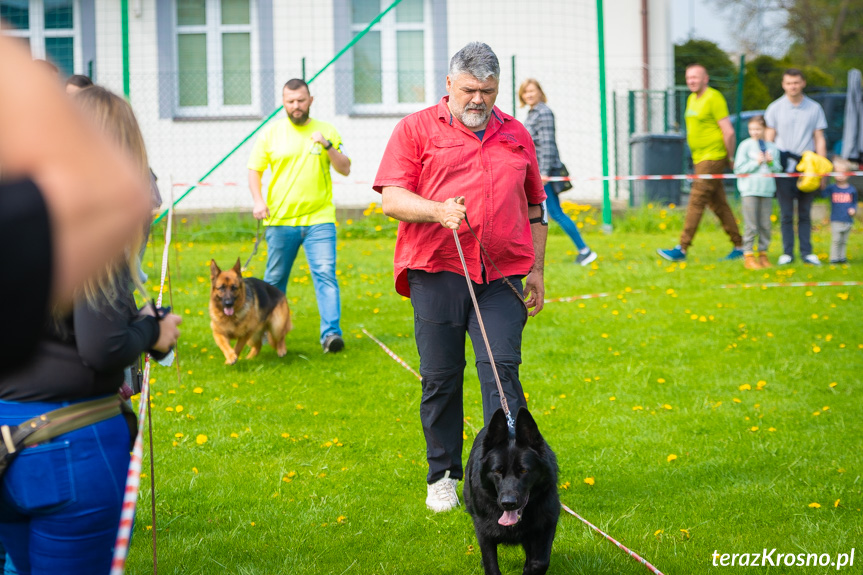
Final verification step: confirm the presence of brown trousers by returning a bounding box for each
[680,159,742,250]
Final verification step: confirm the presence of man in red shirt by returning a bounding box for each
[374,42,547,513]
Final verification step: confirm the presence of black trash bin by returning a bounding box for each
[629,133,686,206]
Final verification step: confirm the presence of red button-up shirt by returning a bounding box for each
[374,97,546,297]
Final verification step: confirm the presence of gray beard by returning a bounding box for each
[459,104,489,128]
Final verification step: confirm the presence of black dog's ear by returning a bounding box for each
[483,409,510,451]
[232,258,242,275]
[210,259,221,281]
[514,407,545,453]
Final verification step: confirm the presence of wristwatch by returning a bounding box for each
[323,140,333,150]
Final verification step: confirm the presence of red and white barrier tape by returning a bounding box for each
[545,290,642,304]
[561,503,665,575]
[362,328,421,381]
[720,280,863,289]
[110,198,174,574]
[168,171,863,188]
[543,170,863,183]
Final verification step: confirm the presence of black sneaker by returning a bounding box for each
[576,249,598,266]
[322,334,345,353]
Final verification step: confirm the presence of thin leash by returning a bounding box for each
[452,210,665,574]
[451,218,519,432]
[242,219,262,272]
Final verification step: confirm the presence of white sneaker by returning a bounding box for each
[426,471,459,512]
[576,248,598,266]
[803,254,821,265]
[777,254,793,265]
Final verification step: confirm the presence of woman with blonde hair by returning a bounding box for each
[0,85,182,575]
[520,78,597,266]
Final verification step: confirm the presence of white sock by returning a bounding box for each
[579,247,591,254]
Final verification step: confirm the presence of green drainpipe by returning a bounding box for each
[121,0,130,98]
[597,0,612,231]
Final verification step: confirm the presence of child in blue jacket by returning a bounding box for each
[734,116,783,268]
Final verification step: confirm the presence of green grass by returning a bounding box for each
[131,205,863,574]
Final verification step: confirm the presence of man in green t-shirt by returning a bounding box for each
[248,79,351,353]
[658,64,743,262]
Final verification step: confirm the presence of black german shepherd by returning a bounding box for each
[464,407,559,575]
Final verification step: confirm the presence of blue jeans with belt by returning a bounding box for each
[263,223,342,342]
[0,397,130,575]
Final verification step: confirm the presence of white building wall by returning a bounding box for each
[89,0,672,212]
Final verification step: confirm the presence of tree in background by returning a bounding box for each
[709,0,863,84]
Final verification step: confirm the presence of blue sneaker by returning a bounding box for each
[721,248,745,261]
[657,246,686,262]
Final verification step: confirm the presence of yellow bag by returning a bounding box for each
[795,151,833,192]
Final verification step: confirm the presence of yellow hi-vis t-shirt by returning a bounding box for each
[685,87,730,164]
[247,117,344,227]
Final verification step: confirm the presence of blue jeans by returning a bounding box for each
[544,184,587,250]
[0,398,131,575]
[264,223,341,341]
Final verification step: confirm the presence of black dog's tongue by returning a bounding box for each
[498,510,519,526]
[498,494,528,526]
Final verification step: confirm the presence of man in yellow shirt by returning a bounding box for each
[658,64,743,262]
[248,79,351,353]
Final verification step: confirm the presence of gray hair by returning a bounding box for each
[448,42,499,81]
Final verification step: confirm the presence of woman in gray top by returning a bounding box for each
[520,79,597,266]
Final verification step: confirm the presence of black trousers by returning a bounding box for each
[408,270,528,484]
[775,176,815,258]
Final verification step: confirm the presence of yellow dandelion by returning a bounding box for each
[808,502,821,508]
[654,529,663,537]
[657,378,666,383]
[174,433,184,438]
[230,433,239,438]
[829,382,837,388]
[632,405,643,411]
[196,434,208,445]
[768,427,776,432]
[175,405,184,413]
[192,467,198,474]
[193,387,203,394]
[751,426,759,432]
[584,477,595,486]
[835,499,841,508]
[739,383,751,391]
[667,454,677,462]
[663,404,673,410]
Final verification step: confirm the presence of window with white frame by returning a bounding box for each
[350,0,434,114]
[173,0,259,117]
[1,0,79,76]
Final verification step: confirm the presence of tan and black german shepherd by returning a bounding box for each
[209,258,292,364]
